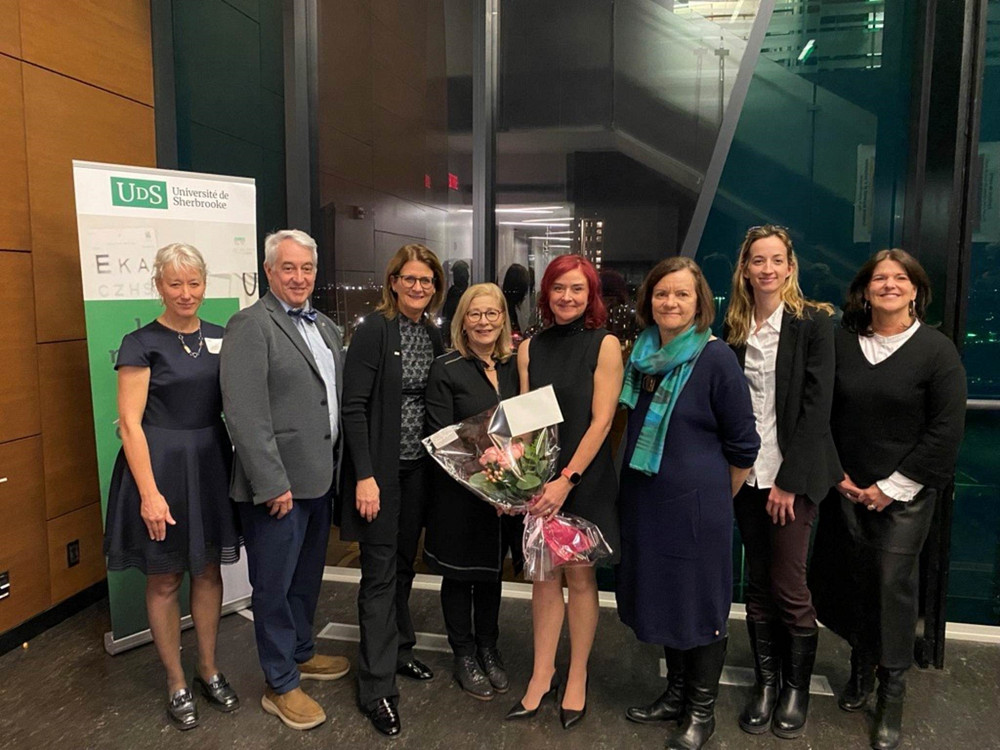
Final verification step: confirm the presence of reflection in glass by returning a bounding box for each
[312,0,474,343]
[496,0,765,355]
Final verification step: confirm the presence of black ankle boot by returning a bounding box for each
[839,647,876,712]
[665,638,727,750]
[870,667,906,750]
[626,647,685,724]
[739,621,780,735]
[771,629,817,739]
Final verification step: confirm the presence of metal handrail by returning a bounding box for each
[967,399,1000,411]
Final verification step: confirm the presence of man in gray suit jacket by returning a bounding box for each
[220,229,348,731]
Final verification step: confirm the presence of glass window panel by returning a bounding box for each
[313,0,474,343]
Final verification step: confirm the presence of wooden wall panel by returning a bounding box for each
[19,0,153,105]
[0,0,21,57]
[37,340,99,519]
[0,437,50,633]
[22,65,155,342]
[46,502,104,605]
[0,252,40,443]
[0,57,30,251]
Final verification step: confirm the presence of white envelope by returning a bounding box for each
[489,385,564,438]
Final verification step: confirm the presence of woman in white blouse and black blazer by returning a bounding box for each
[813,249,965,750]
[724,225,842,740]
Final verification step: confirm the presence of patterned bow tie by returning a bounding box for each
[287,307,318,323]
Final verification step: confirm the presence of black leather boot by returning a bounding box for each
[626,647,685,724]
[870,667,906,750]
[665,638,727,750]
[771,629,817,739]
[739,621,780,734]
[839,647,876,712]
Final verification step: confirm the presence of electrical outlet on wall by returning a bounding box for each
[66,540,81,568]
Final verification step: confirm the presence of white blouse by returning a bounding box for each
[744,305,784,489]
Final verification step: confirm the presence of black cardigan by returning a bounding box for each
[831,324,966,490]
[422,351,523,580]
[336,311,444,544]
[730,307,843,503]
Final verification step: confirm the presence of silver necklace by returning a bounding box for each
[177,325,204,358]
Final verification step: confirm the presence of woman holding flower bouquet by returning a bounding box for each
[508,254,623,730]
[423,283,524,702]
[617,257,759,750]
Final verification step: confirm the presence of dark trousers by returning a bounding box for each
[238,493,331,694]
[357,457,429,710]
[734,485,818,631]
[440,577,502,657]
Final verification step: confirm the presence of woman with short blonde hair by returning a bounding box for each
[424,283,523,701]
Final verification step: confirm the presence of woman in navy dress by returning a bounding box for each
[507,254,623,730]
[424,283,523,701]
[103,243,241,730]
[618,257,759,750]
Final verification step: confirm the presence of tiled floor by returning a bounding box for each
[1,580,998,749]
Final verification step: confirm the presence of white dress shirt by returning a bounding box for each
[278,298,339,447]
[744,305,784,489]
[858,320,924,502]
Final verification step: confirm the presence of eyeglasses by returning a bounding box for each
[394,274,436,289]
[465,309,503,323]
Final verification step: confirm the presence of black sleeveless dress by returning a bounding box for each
[527,318,620,560]
[103,320,241,576]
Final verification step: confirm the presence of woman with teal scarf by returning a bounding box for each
[617,257,759,750]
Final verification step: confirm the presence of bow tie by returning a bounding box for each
[287,307,318,323]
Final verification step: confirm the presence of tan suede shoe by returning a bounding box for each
[261,686,326,730]
[298,653,351,681]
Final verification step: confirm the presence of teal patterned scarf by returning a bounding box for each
[619,325,711,476]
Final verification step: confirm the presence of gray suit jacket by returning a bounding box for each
[220,291,344,505]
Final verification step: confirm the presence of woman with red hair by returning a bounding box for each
[505,254,623,729]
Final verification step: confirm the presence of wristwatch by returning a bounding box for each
[560,467,582,486]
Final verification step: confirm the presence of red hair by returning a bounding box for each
[537,254,607,329]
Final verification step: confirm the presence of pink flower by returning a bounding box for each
[509,442,524,461]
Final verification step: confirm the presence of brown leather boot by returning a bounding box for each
[261,686,326,730]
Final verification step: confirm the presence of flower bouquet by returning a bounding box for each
[422,386,613,581]
[421,401,557,512]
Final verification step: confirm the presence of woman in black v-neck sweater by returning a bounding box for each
[812,250,965,750]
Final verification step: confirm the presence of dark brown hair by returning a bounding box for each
[636,256,715,332]
[842,248,931,335]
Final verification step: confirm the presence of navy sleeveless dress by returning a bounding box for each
[527,318,620,560]
[103,320,241,575]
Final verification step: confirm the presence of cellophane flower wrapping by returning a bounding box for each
[423,404,614,581]
[421,404,559,512]
[522,512,613,582]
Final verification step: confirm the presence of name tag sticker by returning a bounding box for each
[205,337,223,354]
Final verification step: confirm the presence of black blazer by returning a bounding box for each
[729,307,842,503]
[336,311,445,544]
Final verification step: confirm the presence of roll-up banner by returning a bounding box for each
[72,161,257,653]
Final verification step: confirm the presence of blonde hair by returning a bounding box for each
[725,225,833,346]
[450,283,513,363]
[376,244,445,319]
[153,243,206,282]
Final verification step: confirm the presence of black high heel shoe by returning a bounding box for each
[505,675,560,720]
[560,675,588,730]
